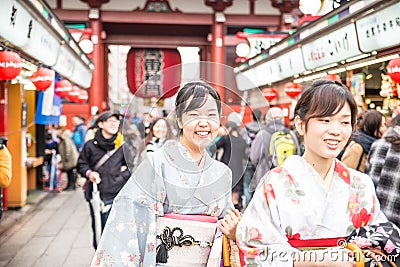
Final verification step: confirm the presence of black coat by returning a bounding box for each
[77,140,131,201]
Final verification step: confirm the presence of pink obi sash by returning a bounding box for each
[156,214,218,266]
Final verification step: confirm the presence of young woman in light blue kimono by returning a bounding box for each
[91,81,239,267]
[236,80,389,267]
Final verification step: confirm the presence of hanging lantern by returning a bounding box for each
[31,68,53,91]
[0,51,22,80]
[262,88,278,101]
[284,82,302,98]
[65,86,80,103]
[54,80,72,98]
[321,74,342,83]
[75,89,88,104]
[126,48,182,99]
[387,57,400,83]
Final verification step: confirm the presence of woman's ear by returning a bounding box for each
[176,117,183,129]
[294,116,305,135]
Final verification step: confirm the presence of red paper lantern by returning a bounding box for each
[75,89,88,104]
[284,82,302,98]
[31,68,53,91]
[0,51,22,80]
[387,57,400,83]
[65,86,80,102]
[262,88,278,101]
[126,48,181,99]
[54,80,72,98]
[321,74,342,83]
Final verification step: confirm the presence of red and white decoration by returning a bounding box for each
[54,80,72,98]
[0,51,22,80]
[262,87,278,101]
[284,82,302,98]
[65,86,81,103]
[126,48,181,99]
[31,68,53,91]
[387,57,400,83]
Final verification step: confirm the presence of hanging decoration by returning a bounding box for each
[75,89,88,104]
[0,51,22,80]
[126,48,182,100]
[31,68,53,91]
[387,57,400,83]
[284,82,302,98]
[65,86,81,103]
[321,74,342,83]
[54,80,72,98]
[262,87,278,101]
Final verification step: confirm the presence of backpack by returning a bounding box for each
[269,130,296,167]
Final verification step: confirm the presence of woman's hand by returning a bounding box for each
[218,208,241,241]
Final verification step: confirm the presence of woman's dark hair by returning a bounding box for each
[175,81,222,120]
[294,79,358,131]
[224,121,240,134]
[357,110,384,138]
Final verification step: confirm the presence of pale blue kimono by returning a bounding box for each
[91,140,233,267]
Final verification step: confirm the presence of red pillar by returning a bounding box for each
[0,83,8,211]
[211,16,225,103]
[89,12,105,113]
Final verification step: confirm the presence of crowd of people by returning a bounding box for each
[29,79,400,266]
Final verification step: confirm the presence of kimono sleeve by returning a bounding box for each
[236,172,297,267]
[90,154,165,267]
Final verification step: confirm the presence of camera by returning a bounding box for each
[0,137,7,149]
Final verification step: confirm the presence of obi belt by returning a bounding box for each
[156,214,218,267]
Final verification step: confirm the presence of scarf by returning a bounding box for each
[94,130,120,151]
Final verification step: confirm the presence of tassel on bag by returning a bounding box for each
[156,242,168,263]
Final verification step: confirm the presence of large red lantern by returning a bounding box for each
[262,88,278,101]
[31,68,53,91]
[284,82,302,98]
[0,51,22,80]
[126,48,181,99]
[75,89,88,104]
[387,57,400,83]
[54,80,72,98]
[65,86,80,103]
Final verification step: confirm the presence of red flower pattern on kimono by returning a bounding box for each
[351,208,372,228]
[263,183,275,204]
[334,162,350,184]
[286,232,301,240]
[348,194,361,216]
[249,227,263,240]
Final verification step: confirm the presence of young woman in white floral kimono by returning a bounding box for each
[236,80,389,267]
[90,81,239,267]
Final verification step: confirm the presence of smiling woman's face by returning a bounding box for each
[178,94,220,152]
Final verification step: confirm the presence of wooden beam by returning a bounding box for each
[103,34,209,47]
[54,9,280,27]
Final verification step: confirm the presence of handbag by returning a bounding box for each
[346,222,400,267]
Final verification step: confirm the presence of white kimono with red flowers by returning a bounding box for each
[236,155,388,267]
[90,140,233,267]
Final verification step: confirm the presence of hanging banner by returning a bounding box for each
[301,24,361,70]
[0,0,32,47]
[356,2,400,53]
[34,92,62,125]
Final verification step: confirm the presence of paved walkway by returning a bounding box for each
[0,189,94,267]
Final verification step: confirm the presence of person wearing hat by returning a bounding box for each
[249,107,300,191]
[77,111,131,249]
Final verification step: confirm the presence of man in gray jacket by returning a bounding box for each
[250,107,300,190]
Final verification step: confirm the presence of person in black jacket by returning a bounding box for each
[77,111,131,249]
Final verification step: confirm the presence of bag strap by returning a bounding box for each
[93,144,123,171]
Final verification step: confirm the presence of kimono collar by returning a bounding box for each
[161,140,212,174]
